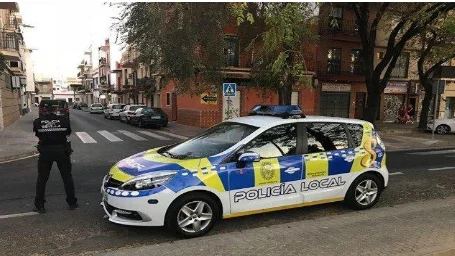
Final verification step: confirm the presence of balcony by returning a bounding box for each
[320,19,360,38]
[317,61,365,81]
[0,32,19,51]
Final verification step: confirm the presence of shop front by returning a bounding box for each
[381,81,409,122]
[319,82,351,118]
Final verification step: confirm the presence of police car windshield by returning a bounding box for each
[160,122,258,159]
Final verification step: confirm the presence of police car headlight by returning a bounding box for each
[121,171,177,191]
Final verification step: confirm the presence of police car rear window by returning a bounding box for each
[347,123,364,148]
[40,100,66,108]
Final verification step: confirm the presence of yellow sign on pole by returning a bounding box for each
[200,93,218,105]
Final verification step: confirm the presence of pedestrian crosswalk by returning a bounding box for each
[72,130,187,144]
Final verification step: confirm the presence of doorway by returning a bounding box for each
[354,92,366,119]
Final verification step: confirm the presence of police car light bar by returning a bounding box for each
[249,105,305,119]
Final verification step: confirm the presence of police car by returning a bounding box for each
[101,106,388,237]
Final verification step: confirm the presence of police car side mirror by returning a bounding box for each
[238,152,260,163]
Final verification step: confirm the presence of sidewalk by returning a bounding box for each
[0,109,38,163]
[101,197,455,256]
[375,122,455,151]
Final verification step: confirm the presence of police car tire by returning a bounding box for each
[165,192,219,238]
[344,173,383,210]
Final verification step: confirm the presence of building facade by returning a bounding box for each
[0,2,29,130]
[158,24,318,128]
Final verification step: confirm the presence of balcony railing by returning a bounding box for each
[318,61,365,76]
[0,32,18,51]
[320,18,359,35]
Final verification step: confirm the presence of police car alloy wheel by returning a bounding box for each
[436,124,450,134]
[345,173,383,210]
[166,193,219,238]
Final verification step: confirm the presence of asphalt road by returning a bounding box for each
[0,109,454,256]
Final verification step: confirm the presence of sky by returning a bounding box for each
[17,1,124,80]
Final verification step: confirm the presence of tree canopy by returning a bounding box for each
[113,2,231,94]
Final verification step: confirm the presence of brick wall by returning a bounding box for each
[0,73,20,130]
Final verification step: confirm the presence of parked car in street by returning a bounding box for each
[104,103,126,120]
[73,103,79,109]
[77,102,88,111]
[119,104,146,124]
[129,107,168,128]
[90,103,104,114]
[427,118,455,134]
[39,99,69,118]
[101,105,388,238]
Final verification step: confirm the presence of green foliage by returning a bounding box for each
[113,3,231,95]
[234,3,318,102]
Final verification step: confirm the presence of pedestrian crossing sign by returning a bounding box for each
[223,83,236,97]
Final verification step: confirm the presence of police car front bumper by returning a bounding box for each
[100,181,175,227]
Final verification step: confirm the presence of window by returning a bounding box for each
[351,49,364,75]
[346,123,364,148]
[224,36,239,67]
[306,123,349,153]
[166,92,171,106]
[9,61,19,68]
[327,48,341,75]
[391,52,410,78]
[240,124,298,158]
[329,6,343,31]
[377,52,384,60]
[163,123,258,159]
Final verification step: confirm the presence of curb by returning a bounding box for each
[387,146,455,153]
[0,151,39,164]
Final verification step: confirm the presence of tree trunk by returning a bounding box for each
[418,87,432,129]
[278,80,292,105]
[363,90,381,124]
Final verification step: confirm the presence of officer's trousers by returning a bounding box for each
[35,144,77,207]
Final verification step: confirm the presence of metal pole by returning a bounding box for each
[432,81,439,140]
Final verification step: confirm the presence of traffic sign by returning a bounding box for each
[223,83,236,97]
[200,93,217,104]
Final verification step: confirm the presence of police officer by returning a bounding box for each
[33,102,78,213]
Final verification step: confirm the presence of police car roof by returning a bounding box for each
[229,115,370,128]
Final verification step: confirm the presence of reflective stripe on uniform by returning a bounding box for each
[37,128,68,132]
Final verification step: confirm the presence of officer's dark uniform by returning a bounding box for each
[33,105,77,212]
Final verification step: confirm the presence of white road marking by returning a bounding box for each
[0,153,39,164]
[408,149,455,155]
[98,130,123,142]
[117,130,147,141]
[428,167,455,171]
[137,131,171,140]
[154,130,188,140]
[0,212,38,220]
[389,172,404,176]
[75,132,97,143]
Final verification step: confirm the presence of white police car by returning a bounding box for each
[101,107,388,237]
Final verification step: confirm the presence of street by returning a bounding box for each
[0,109,454,255]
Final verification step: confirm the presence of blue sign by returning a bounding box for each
[223,83,236,97]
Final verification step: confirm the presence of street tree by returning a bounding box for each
[416,15,455,128]
[348,3,455,124]
[234,3,318,104]
[113,2,231,94]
